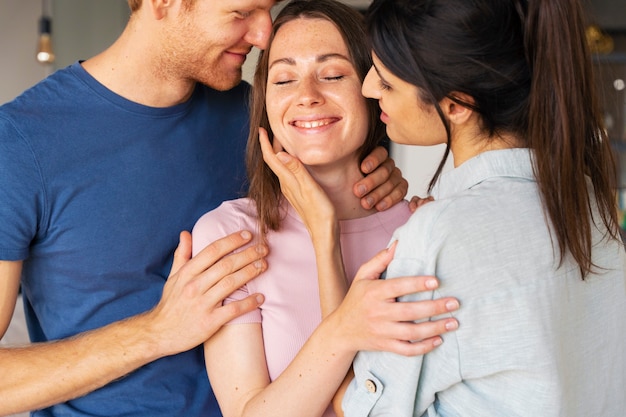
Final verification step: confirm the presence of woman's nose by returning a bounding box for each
[362,66,380,99]
[296,77,324,106]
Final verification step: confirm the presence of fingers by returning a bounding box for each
[153,231,267,353]
[355,274,459,322]
[259,127,282,173]
[408,195,435,212]
[353,155,394,200]
[200,245,268,305]
[212,293,265,326]
[359,146,388,174]
[259,127,335,232]
[354,161,409,211]
[382,336,447,357]
[350,292,459,357]
[339,257,460,356]
[175,230,268,303]
[271,131,284,153]
[371,280,459,357]
[383,293,459,324]
[351,242,396,283]
[368,274,439,301]
[373,166,408,211]
[374,315,455,345]
[259,128,309,196]
[186,231,255,276]
[170,231,192,277]
[259,127,294,178]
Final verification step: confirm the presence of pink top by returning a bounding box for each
[192,198,411,417]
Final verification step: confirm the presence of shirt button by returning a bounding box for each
[365,379,377,393]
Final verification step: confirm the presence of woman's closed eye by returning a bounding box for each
[273,79,295,86]
[378,79,392,91]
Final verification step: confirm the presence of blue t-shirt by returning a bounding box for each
[0,62,250,416]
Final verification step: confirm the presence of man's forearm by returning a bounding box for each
[0,230,268,416]
[0,311,163,415]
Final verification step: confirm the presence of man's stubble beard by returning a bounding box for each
[188,52,245,91]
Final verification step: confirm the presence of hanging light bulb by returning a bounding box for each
[585,24,614,55]
[36,0,55,64]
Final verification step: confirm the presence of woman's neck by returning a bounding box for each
[451,122,525,167]
[308,162,377,221]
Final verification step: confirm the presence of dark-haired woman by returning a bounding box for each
[331,0,625,415]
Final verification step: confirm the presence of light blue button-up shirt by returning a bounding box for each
[343,149,626,417]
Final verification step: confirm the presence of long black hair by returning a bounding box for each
[366,0,620,277]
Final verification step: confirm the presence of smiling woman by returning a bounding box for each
[190,1,415,417]
[265,18,370,170]
[245,0,387,232]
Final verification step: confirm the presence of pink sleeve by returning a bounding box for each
[191,200,262,324]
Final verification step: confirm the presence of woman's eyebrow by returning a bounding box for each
[269,53,351,70]
[269,57,295,70]
[317,53,351,63]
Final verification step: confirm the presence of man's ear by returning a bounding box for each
[147,0,176,20]
[440,92,474,126]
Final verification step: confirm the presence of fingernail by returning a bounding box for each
[256,245,267,255]
[446,300,459,311]
[377,201,389,211]
[357,184,368,197]
[433,337,443,347]
[240,231,252,239]
[425,278,438,289]
[363,161,374,173]
[445,320,459,331]
[254,260,264,269]
[255,294,264,304]
[276,152,291,163]
[386,240,398,251]
[365,196,375,208]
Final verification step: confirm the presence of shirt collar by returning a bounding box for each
[432,148,535,199]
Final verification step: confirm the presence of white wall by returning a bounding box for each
[0,0,128,105]
[0,0,51,104]
[393,144,453,197]
[52,0,128,69]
